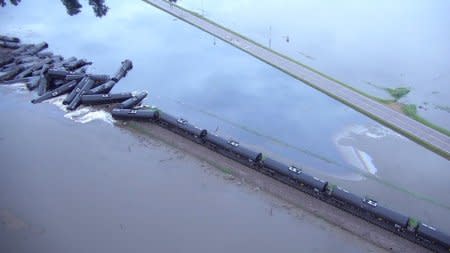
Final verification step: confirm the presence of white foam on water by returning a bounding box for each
[334,143,367,181]
[333,124,398,177]
[45,95,68,112]
[364,125,405,140]
[353,149,377,175]
[1,82,28,93]
[44,95,115,125]
[336,124,405,141]
[3,77,121,126]
[64,108,115,125]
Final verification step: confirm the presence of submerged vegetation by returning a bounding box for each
[365,81,410,101]
[386,87,410,101]
[364,82,450,137]
[402,104,417,117]
[217,166,233,175]
[0,0,20,7]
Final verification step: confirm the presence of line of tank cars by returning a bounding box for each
[1,35,448,252]
[111,107,450,252]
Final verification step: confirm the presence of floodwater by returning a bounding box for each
[180,0,450,127]
[0,0,449,238]
[0,89,387,252]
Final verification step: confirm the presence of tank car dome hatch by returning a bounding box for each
[288,166,302,174]
[363,198,378,207]
[228,139,240,147]
[177,118,188,125]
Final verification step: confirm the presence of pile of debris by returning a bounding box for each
[0,34,147,111]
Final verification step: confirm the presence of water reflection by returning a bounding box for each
[0,0,109,17]
[179,0,450,128]
[0,0,21,7]
[60,0,82,16]
[61,0,109,17]
[87,0,109,17]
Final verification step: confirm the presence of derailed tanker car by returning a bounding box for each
[2,35,449,252]
[112,108,160,122]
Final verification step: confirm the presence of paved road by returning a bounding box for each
[143,0,450,160]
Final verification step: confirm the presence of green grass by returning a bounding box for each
[364,82,410,101]
[402,104,450,137]
[408,218,419,229]
[386,87,410,100]
[402,104,417,117]
[217,166,232,175]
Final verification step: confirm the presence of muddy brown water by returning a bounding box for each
[0,90,391,252]
[1,0,449,234]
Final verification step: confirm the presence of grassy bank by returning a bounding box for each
[402,104,450,137]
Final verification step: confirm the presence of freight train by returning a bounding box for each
[111,108,450,252]
[1,34,449,252]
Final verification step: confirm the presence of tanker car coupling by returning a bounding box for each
[1,35,449,252]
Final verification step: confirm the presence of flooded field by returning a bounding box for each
[0,0,449,243]
[179,0,450,128]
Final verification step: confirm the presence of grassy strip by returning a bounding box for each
[142,0,450,158]
[403,104,450,137]
[365,82,410,102]
[387,87,410,100]
[216,166,233,175]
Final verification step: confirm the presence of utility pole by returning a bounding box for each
[201,0,205,16]
[268,26,272,48]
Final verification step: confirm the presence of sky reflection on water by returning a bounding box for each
[180,0,450,127]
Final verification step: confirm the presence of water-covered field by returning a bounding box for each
[180,0,450,127]
[0,0,449,241]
